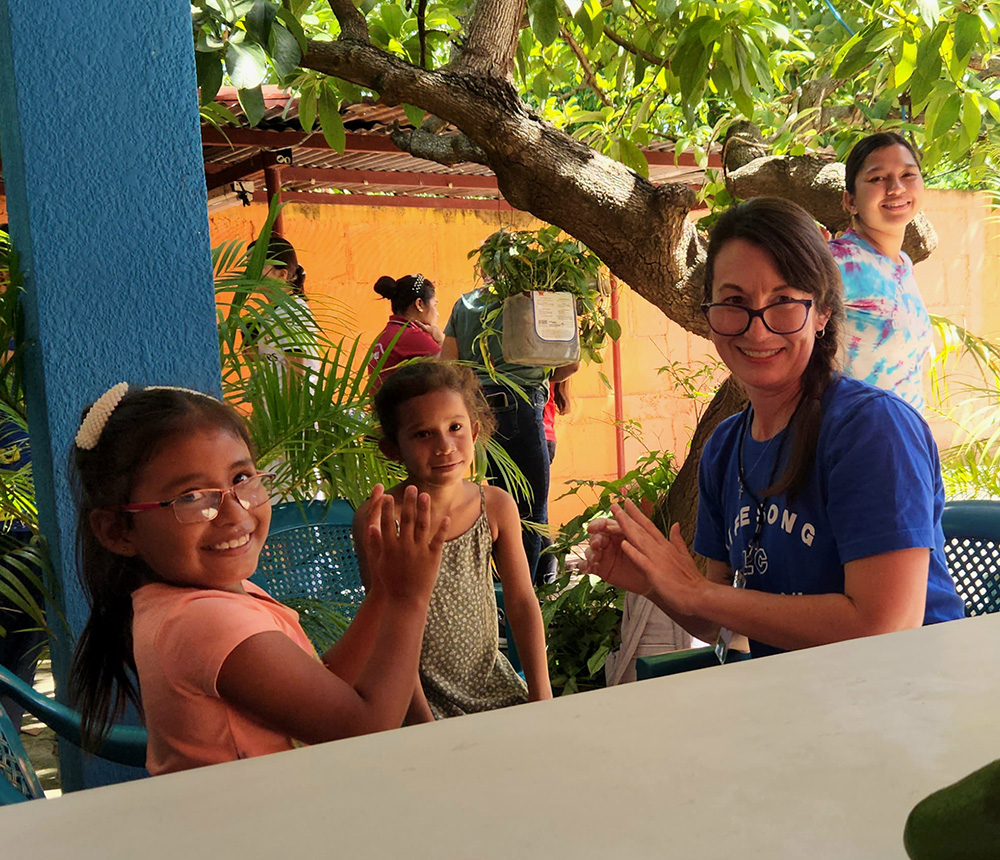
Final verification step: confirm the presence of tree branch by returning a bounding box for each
[303,37,707,331]
[602,26,669,68]
[562,27,610,107]
[450,0,526,77]
[389,125,489,165]
[325,0,369,43]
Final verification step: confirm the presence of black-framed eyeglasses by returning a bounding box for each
[700,299,814,336]
[110,473,276,524]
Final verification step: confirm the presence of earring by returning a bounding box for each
[815,328,827,339]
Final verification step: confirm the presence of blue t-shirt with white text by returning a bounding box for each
[694,375,964,657]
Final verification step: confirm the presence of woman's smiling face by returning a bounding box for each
[709,238,830,404]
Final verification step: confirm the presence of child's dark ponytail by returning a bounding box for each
[69,385,254,748]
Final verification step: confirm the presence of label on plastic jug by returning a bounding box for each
[532,292,577,342]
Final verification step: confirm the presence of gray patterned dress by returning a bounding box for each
[421,487,528,719]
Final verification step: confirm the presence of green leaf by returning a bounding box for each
[655,0,677,23]
[917,0,939,29]
[605,317,622,340]
[909,24,946,107]
[953,11,981,66]
[381,2,405,38]
[298,86,317,132]
[196,51,224,105]
[237,84,267,127]
[269,23,302,80]
[574,5,595,47]
[245,0,277,45]
[226,41,268,90]
[275,7,308,53]
[961,91,982,144]
[893,35,917,88]
[318,87,346,153]
[528,0,560,47]
[402,103,425,128]
[617,136,648,177]
[931,90,962,139]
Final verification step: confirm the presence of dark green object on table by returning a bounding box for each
[903,758,1000,859]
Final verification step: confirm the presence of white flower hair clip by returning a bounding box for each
[411,273,425,292]
[75,382,129,450]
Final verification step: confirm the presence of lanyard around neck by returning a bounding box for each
[736,395,803,548]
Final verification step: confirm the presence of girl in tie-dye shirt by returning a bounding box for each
[830,132,931,411]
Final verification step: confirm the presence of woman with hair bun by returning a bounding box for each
[368,274,444,382]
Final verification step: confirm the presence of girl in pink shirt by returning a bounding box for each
[69,384,446,774]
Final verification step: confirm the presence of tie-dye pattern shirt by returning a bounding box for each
[828,229,931,411]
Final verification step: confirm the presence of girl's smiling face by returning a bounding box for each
[382,389,478,488]
[104,427,271,592]
[844,143,924,240]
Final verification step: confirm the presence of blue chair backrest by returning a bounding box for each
[250,500,365,649]
[0,700,43,804]
[942,500,1000,617]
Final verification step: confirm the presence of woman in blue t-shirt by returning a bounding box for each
[585,197,964,658]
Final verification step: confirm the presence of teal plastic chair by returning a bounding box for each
[251,500,366,649]
[636,645,751,681]
[0,664,148,805]
[494,581,522,675]
[942,500,1000,617]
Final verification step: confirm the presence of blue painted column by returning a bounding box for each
[0,1,220,789]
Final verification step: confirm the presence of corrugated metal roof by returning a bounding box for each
[204,88,718,210]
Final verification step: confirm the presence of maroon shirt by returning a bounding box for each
[368,315,441,382]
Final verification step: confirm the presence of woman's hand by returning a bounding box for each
[587,499,710,616]
[411,319,446,346]
[584,515,654,596]
[361,484,447,603]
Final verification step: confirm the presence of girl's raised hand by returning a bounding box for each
[361,484,447,603]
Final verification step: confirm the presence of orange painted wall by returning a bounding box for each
[209,188,997,531]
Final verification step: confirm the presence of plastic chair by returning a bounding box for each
[635,645,751,681]
[494,581,522,675]
[942,500,1000,617]
[251,500,366,649]
[0,664,148,805]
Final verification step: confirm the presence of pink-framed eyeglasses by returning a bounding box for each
[109,473,276,524]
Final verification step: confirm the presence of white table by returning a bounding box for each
[6,614,997,859]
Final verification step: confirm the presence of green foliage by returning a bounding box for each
[929,314,1000,499]
[214,202,406,507]
[192,1,1000,193]
[470,226,616,365]
[537,572,624,695]
[0,233,60,645]
[539,444,677,694]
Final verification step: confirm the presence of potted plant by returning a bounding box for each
[470,226,620,369]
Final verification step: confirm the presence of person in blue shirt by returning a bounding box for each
[585,197,964,658]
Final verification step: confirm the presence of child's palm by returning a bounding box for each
[363,485,447,603]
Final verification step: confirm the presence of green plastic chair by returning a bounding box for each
[251,500,366,649]
[942,500,1000,617]
[635,645,751,681]
[0,664,148,805]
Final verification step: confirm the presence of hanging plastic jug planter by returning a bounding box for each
[501,292,581,367]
